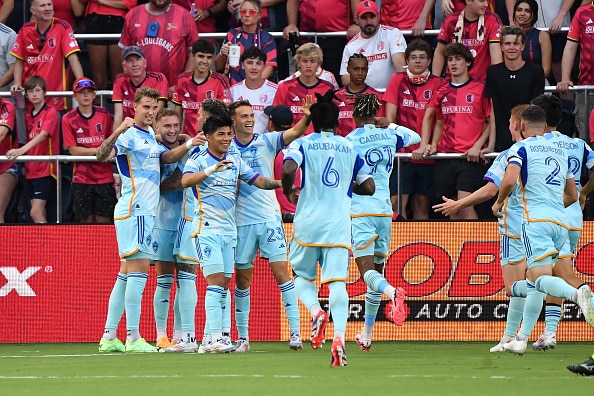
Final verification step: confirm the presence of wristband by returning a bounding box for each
[206,8,213,17]
[186,139,194,150]
[388,123,398,130]
[204,164,217,177]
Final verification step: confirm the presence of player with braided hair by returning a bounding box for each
[282,89,375,366]
[346,93,420,351]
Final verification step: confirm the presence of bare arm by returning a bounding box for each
[385,102,397,123]
[282,95,312,145]
[492,163,520,217]
[181,159,233,187]
[549,0,574,35]
[67,53,84,80]
[6,131,49,159]
[262,65,275,80]
[557,40,578,93]
[160,134,203,164]
[411,0,436,37]
[564,175,578,207]
[0,0,14,23]
[68,146,98,156]
[465,117,491,162]
[579,170,594,209]
[96,117,134,161]
[432,42,445,77]
[412,106,436,159]
[283,0,300,40]
[489,42,503,66]
[282,158,299,203]
[10,58,23,91]
[113,103,123,130]
[70,0,86,17]
[352,176,375,195]
[252,175,282,190]
[391,52,406,73]
[434,182,499,216]
[160,168,183,193]
[539,31,552,79]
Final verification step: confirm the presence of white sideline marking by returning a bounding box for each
[0,353,123,358]
[0,374,306,380]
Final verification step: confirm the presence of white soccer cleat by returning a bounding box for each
[235,338,250,352]
[576,287,594,327]
[532,334,557,351]
[163,340,198,353]
[210,337,236,353]
[355,333,372,351]
[289,333,303,350]
[489,342,505,353]
[502,338,527,355]
[198,335,212,354]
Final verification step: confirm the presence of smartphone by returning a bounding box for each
[146,21,159,38]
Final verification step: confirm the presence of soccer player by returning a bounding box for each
[384,38,445,219]
[112,46,168,129]
[414,43,491,220]
[62,77,116,223]
[282,89,375,367]
[0,96,16,223]
[6,75,59,224]
[172,39,231,138]
[230,46,278,134]
[492,105,594,355]
[119,0,198,96]
[10,0,83,111]
[346,93,420,351]
[96,88,201,353]
[335,53,384,137]
[181,115,283,353]
[230,96,313,352]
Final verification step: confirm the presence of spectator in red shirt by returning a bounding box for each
[0,97,16,223]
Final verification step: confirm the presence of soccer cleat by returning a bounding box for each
[489,342,506,353]
[532,334,557,351]
[163,340,198,353]
[198,335,212,354]
[576,287,594,326]
[355,333,372,351]
[156,336,174,349]
[502,338,527,355]
[125,337,159,353]
[210,337,237,353]
[289,332,303,350]
[235,338,250,352]
[387,287,407,326]
[99,337,125,353]
[330,337,347,367]
[567,358,594,376]
[310,310,329,349]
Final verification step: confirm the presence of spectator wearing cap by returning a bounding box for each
[230,46,278,134]
[340,0,407,90]
[112,46,169,129]
[62,77,116,223]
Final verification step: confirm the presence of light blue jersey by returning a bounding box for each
[285,131,372,247]
[484,150,523,238]
[155,145,184,231]
[183,148,259,236]
[113,125,166,219]
[233,132,284,226]
[508,133,574,226]
[346,124,420,216]
[544,131,594,230]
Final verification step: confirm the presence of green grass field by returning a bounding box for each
[2,342,594,395]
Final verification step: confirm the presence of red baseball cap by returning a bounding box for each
[356,0,378,18]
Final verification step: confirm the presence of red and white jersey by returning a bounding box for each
[437,10,502,81]
[299,0,350,32]
[11,18,80,111]
[62,106,115,185]
[272,77,335,132]
[282,68,339,89]
[112,71,169,120]
[334,85,384,137]
[567,4,594,85]
[230,79,278,133]
[0,99,16,174]
[340,25,407,90]
[119,4,198,87]
[172,71,231,136]
[380,0,432,30]
[429,79,490,154]
[24,104,60,179]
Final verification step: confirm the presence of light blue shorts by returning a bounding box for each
[175,218,199,264]
[288,238,349,283]
[499,234,525,266]
[151,228,176,262]
[568,229,581,253]
[114,215,155,259]
[236,221,287,269]
[196,233,236,278]
[522,221,572,268]
[351,216,391,263]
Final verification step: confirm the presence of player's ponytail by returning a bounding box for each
[309,89,340,132]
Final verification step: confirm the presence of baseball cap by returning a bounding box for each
[356,0,378,18]
[264,105,293,129]
[122,45,145,60]
[72,77,96,93]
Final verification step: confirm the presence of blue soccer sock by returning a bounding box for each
[363,270,390,294]
[328,281,348,334]
[535,275,576,300]
[234,287,250,339]
[504,296,525,338]
[518,280,545,338]
[279,280,300,334]
[125,272,149,338]
[363,288,382,336]
[178,271,197,333]
[222,289,231,334]
[544,303,561,333]
[153,273,174,338]
[294,276,321,315]
[511,280,527,297]
[104,272,127,337]
[173,279,181,341]
[205,285,224,335]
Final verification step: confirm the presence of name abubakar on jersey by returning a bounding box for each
[307,141,352,153]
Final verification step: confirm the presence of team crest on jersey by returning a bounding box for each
[48,38,56,48]
[69,32,75,39]
[466,94,474,103]
[13,43,19,50]
[96,123,104,133]
[203,245,211,258]
[1,109,7,119]
[377,41,385,51]
[37,120,43,129]
[152,240,159,253]
[424,90,432,100]
[167,23,177,30]
[206,90,214,99]
[259,94,268,103]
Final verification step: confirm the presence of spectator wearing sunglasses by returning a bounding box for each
[10,0,83,111]
[62,77,117,223]
[215,0,277,85]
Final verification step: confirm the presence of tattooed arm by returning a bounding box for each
[96,117,134,162]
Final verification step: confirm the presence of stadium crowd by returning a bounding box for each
[3,0,594,370]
